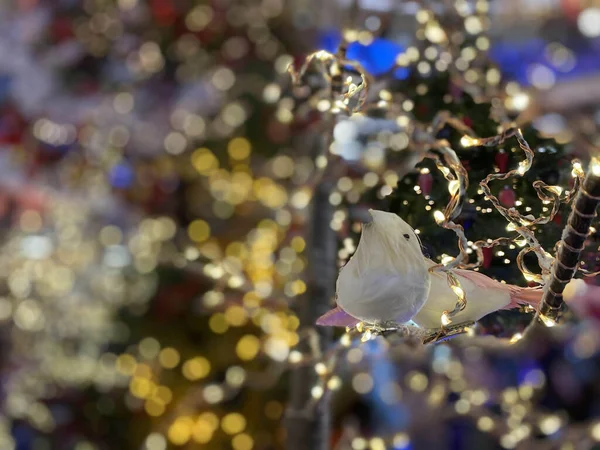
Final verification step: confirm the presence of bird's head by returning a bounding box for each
[366,209,424,258]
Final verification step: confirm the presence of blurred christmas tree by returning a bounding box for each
[0,0,306,449]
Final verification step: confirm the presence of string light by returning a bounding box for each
[433,210,446,224]
[460,135,481,147]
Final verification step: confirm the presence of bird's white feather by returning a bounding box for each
[336,210,431,324]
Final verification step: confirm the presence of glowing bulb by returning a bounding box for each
[439,166,451,177]
[311,385,324,399]
[315,363,328,376]
[288,351,302,364]
[506,223,517,232]
[539,314,557,328]
[339,334,351,347]
[361,330,373,342]
[547,186,563,196]
[450,285,465,300]
[420,167,431,174]
[441,312,451,326]
[327,376,342,390]
[441,254,454,266]
[512,93,529,111]
[592,158,600,177]
[460,135,480,147]
[448,180,460,195]
[434,210,446,224]
[509,333,523,344]
[523,272,538,282]
[515,238,527,247]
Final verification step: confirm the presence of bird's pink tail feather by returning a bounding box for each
[456,268,543,311]
[505,286,543,310]
[316,306,361,328]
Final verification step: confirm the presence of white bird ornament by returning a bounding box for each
[317,209,583,329]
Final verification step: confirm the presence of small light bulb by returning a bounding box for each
[289,351,303,364]
[441,254,454,266]
[539,314,557,327]
[572,161,584,178]
[311,385,324,399]
[434,210,446,224]
[548,186,563,196]
[460,135,480,147]
[327,376,342,390]
[515,238,527,247]
[340,334,351,347]
[523,272,537,282]
[361,330,373,342]
[441,312,451,326]
[448,180,460,195]
[450,285,465,300]
[592,158,600,177]
[315,363,328,376]
[509,333,523,344]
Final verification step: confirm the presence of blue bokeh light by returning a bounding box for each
[109,162,134,189]
[320,29,600,86]
[490,38,600,86]
[319,31,405,76]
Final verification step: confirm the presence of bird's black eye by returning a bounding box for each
[403,233,410,240]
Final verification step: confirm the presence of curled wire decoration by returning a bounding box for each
[463,128,585,283]
[287,50,370,114]
[516,247,545,284]
[461,237,515,270]
[440,272,467,327]
[409,113,477,326]
[422,124,585,326]
[424,142,471,326]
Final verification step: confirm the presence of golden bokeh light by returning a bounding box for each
[182,357,211,381]
[236,335,260,361]
[158,348,181,369]
[221,412,247,435]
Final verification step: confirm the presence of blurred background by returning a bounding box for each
[1,0,600,449]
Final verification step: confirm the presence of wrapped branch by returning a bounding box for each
[536,157,600,325]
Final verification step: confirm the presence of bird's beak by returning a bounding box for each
[365,208,375,224]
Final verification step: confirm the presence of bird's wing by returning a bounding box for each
[337,266,430,324]
[412,269,511,328]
